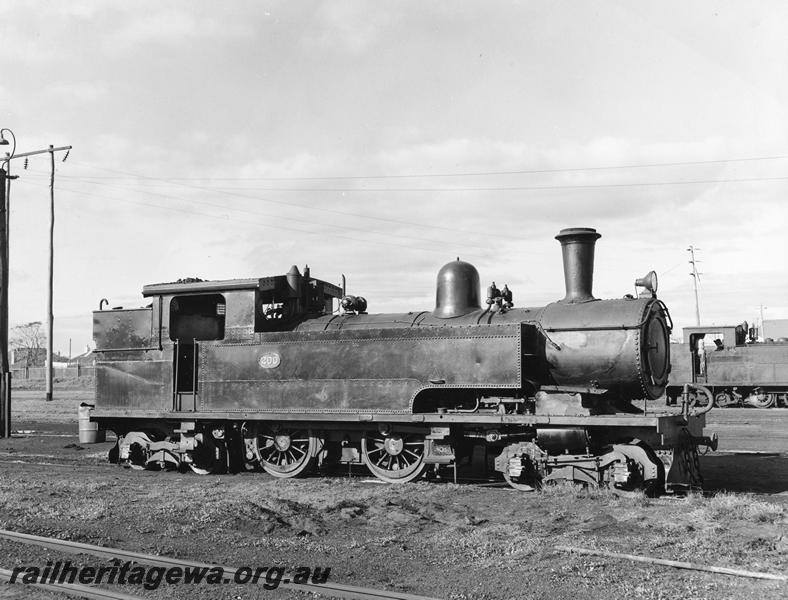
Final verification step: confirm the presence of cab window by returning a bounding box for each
[169,294,225,341]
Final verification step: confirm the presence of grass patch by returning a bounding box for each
[698,492,786,524]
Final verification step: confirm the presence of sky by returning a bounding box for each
[2,0,788,356]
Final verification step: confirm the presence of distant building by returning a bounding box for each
[763,319,788,340]
[68,349,95,366]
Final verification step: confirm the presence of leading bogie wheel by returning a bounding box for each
[502,472,540,492]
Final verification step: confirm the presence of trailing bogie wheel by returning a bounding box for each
[361,430,427,483]
[118,432,155,470]
[189,431,228,475]
[126,442,148,470]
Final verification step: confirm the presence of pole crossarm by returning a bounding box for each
[4,145,72,161]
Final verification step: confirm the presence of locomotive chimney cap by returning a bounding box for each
[555,227,602,242]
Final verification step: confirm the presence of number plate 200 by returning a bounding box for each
[258,352,281,369]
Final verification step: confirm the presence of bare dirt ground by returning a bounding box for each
[0,384,786,600]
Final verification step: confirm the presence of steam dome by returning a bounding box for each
[433,259,481,318]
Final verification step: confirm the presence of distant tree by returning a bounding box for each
[10,321,47,367]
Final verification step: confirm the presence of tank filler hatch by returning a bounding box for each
[433,259,482,318]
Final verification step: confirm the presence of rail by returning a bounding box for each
[0,567,145,599]
[0,528,442,600]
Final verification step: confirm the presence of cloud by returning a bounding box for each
[48,81,109,103]
[109,10,256,51]
[301,2,399,54]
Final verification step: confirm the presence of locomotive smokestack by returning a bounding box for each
[555,227,601,303]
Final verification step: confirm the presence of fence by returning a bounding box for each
[11,365,95,380]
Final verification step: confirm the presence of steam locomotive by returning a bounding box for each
[91,227,715,493]
[667,323,788,408]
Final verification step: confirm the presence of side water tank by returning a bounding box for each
[433,259,481,318]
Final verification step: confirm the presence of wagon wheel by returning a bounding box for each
[361,431,427,483]
[257,426,318,478]
[189,433,227,475]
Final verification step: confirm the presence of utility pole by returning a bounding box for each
[0,165,9,437]
[687,245,702,326]
[0,128,16,437]
[0,129,70,434]
[760,304,766,340]
[46,146,55,401]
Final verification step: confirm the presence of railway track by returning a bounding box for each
[0,567,145,600]
[0,453,116,470]
[0,528,441,600]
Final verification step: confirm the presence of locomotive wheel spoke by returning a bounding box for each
[257,427,319,479]
[361,431,427,483]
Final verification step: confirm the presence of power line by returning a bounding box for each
[167,174,788,192]
[66,153,788,181]
[57,163,488,237]
[58,170,788,193]
[16,178,478,257]
[41,175,492,252]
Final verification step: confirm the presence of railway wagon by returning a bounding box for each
[91,227,715,493]
[667,324,788,408]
